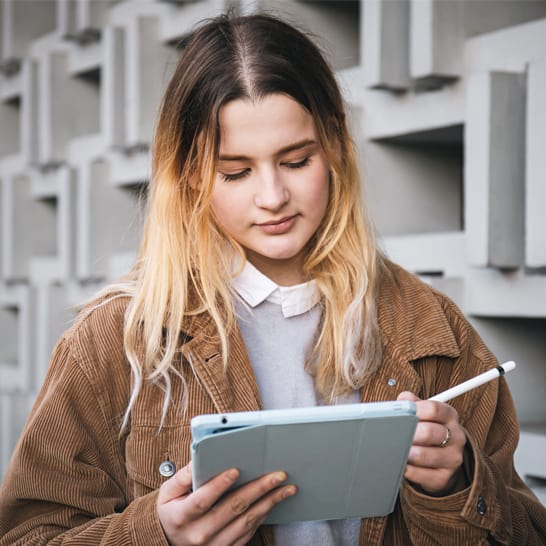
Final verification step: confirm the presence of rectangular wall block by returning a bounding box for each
[0,284,35,393]
[410,0,464,87]
[59,0,108,44]
[20,58,39,164]
[465,71,526,269]
[102,25,126,149]
[525,59,546,268]
[38,50,100,166]
[0,394,35,480]
[1,0,56,65]
[76,159,142,280]
[1,174,57,281]
[0,97,19,156]
[125,16,174,149]
[363,0,410,90]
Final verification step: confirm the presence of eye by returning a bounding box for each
[283,157,311,169]
[220,169,250,182]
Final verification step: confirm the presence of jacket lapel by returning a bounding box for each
[376,262,460,366]
[179,311,262,414]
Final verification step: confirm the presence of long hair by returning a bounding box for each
[104,13,384,427]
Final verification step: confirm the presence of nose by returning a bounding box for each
[253,168,289,210]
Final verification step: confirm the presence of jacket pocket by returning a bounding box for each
[125,424,192,500]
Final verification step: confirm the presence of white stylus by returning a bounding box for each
[428,361,516,403]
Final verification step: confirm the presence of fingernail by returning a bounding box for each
[226,468,239,481]
[272,471,287,484]
[282,485,297,498]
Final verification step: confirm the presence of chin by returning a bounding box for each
[263,249,302,261]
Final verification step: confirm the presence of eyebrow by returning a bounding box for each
[218,139,317,162]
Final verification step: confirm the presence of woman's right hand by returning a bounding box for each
[156,462,296,545]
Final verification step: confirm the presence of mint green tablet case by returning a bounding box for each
[191,401,417,524]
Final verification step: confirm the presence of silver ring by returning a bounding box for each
[439,426,451,448]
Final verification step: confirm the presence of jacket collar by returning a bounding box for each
[377,261,460,363]
[178,308,262,414]
[177,261,461,412]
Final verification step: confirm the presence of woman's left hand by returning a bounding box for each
[397,391,468,496]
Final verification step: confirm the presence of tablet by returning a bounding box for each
[190,400,417,524]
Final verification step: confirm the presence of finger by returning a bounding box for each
[412,422,453,447]
[407,443,464,470]
[414,399,459,425]
[397,392,460,426]
[212,483,297,546]
[201,471,289,536]
[397,391,420,402]
[157,462,194,504]
[216,471,288,519]
[184,473,293,546]
[182,468,240,519]
[404,464,459,495]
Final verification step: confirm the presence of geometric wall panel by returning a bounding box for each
[0,1,56,69]
[1,173,57,281]
[77,159,142,280]
[365,135,463,236]
[255,0,360,71]
[38,50,100,166]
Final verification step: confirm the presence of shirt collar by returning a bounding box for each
[231,260,321,318]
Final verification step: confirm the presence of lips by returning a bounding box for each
[256,214,298,235]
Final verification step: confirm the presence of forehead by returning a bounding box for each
[217,94,317,155]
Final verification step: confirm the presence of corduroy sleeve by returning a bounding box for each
[0,332,169,545]
[398,301,546,545]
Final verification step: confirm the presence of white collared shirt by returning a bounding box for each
[231,259,360,409]
[231,259,322,409]
[231,259,321,318]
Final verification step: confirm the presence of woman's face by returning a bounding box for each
[211,93,330,286]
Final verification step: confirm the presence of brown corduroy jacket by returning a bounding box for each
[1,263,545,545]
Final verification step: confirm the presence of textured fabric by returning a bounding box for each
[1,262,545,545]
[235,298,322,409]
[274,518,360,546]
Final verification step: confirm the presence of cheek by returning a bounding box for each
[308,168,330,219]
[211,187,242,233]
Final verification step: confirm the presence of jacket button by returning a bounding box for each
[477,496,487,516]
[159,460,176,477]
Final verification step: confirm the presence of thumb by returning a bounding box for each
[397,391,421,402]
[157,462,193,504]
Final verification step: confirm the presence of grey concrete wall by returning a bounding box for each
[0,0,545,502]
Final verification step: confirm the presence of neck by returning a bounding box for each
[245,253,306,286]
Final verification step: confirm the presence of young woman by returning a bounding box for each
[1,13,545,546]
